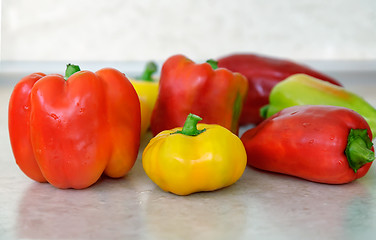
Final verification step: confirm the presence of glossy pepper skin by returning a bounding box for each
[262,73,376,138]
[8,65,141,189]
[217,53,341,125]
[143,114,247,196]
[150,54,248,136]
[241,105,374,184]
[130,61,159,136]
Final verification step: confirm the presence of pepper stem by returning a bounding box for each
[260,105,270,119]
[65,64,81,80]
[345,129,375,172]
[138,61,157,81]
[176,113,206,136]
[206,59,218,70]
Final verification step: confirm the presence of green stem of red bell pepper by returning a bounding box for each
[206,59,218,70]
[345,129,375,172]
[65,64,81,80]
[175,113,206,136]
[138,61,157,81]
[260,105,270,119]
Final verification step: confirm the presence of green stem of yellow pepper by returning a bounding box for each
[64,64,81,80]
[176,113,206,136]
[138,61,157,81]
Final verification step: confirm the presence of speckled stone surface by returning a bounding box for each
[1,61,376,239]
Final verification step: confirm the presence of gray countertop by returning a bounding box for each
[1,61,376,240]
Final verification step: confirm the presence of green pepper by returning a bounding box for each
[261,74,376,138]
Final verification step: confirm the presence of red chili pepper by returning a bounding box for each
[150,54,248,136]
[217,53,342,125]
[8,65,141,189]
[241,105,374,184]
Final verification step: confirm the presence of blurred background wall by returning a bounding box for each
[1,0,375,62]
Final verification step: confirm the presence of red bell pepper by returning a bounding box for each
[8,64,141,189]
[217,53,342,125]
[150,54,248,136]
[241,105,374,184]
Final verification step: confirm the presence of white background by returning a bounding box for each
[1,0,376,62]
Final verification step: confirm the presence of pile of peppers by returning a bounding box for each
[217,53,342,125]
[8,52,376,194]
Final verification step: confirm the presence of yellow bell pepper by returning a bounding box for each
[131,80,159,111]
[138,97,153,136]
[142,113,247,196]
[130,61,159,135]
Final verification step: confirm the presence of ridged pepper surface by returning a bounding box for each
[150,54,248,136]
[8,65,141,189]
[143,114,247,195]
